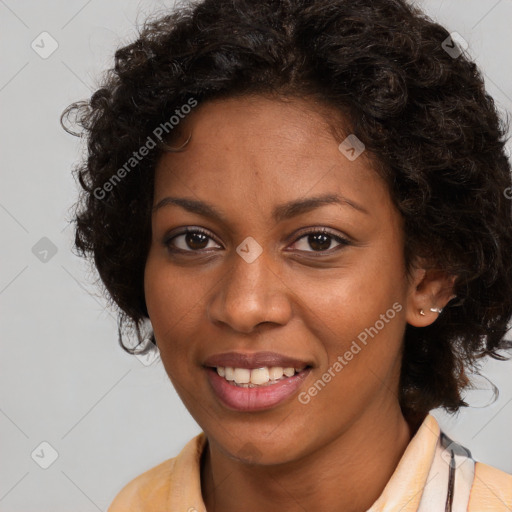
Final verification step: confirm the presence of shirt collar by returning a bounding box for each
[368,413,441,511]
[167,413,441,512]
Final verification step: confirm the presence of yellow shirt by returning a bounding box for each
[107,413,512,511]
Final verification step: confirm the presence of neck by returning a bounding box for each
[201,404,418,512]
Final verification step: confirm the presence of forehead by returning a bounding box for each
[153,95,391,221]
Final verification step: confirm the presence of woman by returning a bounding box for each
[61,0,512,510]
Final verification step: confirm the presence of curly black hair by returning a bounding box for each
[61,0,512,422]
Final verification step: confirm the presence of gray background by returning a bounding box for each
[1,0,511,510]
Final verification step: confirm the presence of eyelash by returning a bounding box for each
[163,227,351,256]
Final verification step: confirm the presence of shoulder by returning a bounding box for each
[107,433,207,512]
[469,460,512,511]
[107,456,177,512]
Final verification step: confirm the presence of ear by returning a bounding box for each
[406,261,457,327]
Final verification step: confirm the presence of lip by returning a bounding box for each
[206,366,312,412]
[203,351,312,369]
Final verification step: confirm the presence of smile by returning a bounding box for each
[215,366,306,387]
[206,365,311,412]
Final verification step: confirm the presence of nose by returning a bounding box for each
[206,248,293,334]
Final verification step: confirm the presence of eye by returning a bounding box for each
[163,227,351,255]
[290,228,350,254]
[164,227,221,252]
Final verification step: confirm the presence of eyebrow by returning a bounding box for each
[152,193,369,223]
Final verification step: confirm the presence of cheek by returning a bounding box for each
[294,241,407,389]
[144,243,208,322]
[295,246,405,337]
[304,276,405,376]
[144,258,209,413]
[143,253,200,363]
[299,276,406,424]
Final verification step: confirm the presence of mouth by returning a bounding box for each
[203,352,313,411]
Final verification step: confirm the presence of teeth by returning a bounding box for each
[215,365,306,387]
[233,368,251,384]
[250,367,269,385]
[269,367,284,380]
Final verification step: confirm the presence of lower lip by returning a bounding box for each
[206,367,311,412]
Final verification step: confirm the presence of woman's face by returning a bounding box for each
[144,94,416,464]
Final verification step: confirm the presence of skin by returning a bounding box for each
[143,94,455,512]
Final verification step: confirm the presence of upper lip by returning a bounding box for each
[203,351,312,369]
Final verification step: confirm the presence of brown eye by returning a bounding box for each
[164,228,221,252]
[182,231,209,250]
[291,229,350,253]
